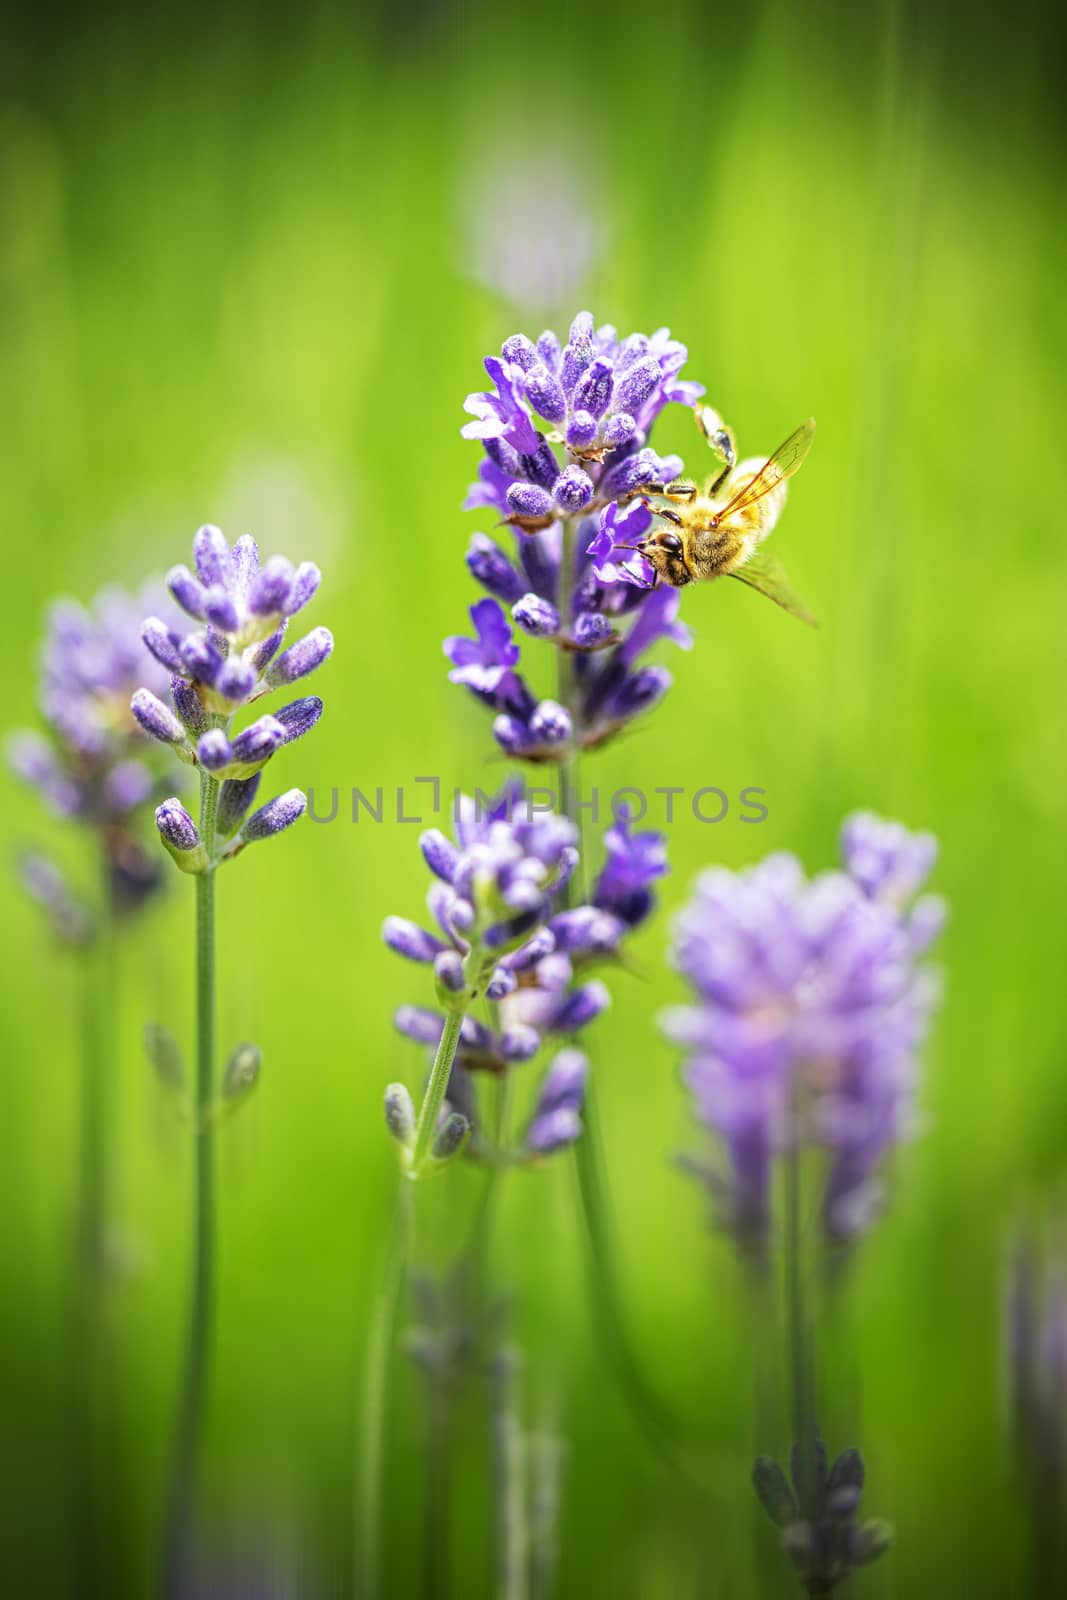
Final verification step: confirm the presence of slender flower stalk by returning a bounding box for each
[666,816,943,1588]
[135,526,330,1593]
[8,580,181,1593]
[366,782,658,1588]
[449,312,707,1468]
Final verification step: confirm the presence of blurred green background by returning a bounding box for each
[2,0,1064,1593]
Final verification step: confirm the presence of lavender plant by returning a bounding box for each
[371,307,836,1587]
[753,1443,891,1595]
[664,813,945,1588]
[8,581,179,1590]
[132,525,331,1595]
[663,812,945,1258]
[364,781,668,1590]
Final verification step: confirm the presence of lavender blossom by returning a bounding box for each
[451,312,701,760]
[753,1441,891,1594]
[387,787,670,1169]
[8,582,181,921]
[462,313,702,517]
[663,814,945,1256]
[133,528,330,870]
[383,782,579,1011]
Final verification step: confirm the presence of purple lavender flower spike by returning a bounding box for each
[389,784,645,1097]
[665,819,944,1256]
[131,688,188,749]
[263,627,334,688]
[462,311,702,529]
[241,788,307,842]
[135,522,326,860]
[10,580,185,922]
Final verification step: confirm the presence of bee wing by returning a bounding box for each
[715,418,816,520]
[728,548,818,627]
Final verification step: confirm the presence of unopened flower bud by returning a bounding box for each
[431,1112,470,1163]
[222,1042,261,1101]
[384,1083,416,1146]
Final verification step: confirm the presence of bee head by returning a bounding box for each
[640,526,692,588]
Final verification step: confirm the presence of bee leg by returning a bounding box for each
[655,506,684,526]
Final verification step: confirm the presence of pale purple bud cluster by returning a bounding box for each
[664,814,945,1255]
[143,528,331,718]
[753,1440,891,1591]
[8,582,181,924]
[133,528,329,870]
[388,790,669,1165]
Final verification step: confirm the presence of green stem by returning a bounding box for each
[785,1137,816,1517]
[491,1347,528,1600]
[551,547,705,1490]
[572,1094,696,1482]
[161,767,219,1598]
[422,1380,453,1600]
[358,1184,413,1598]
[411,1009,466,1173]
[70,841,117,1598]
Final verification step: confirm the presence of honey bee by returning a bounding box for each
[623,407,817,624]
